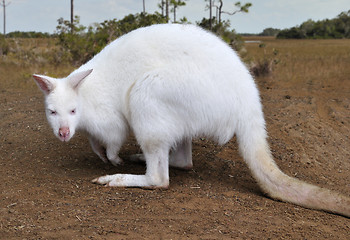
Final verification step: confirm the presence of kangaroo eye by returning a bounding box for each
[70,109,76,114]
[49,110,57,115]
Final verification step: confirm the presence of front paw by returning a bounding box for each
[108,156,123,166]
[92,174,125,187]
[92,174,113,186]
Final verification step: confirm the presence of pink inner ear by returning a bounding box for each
[69,69,93,90]
[33,75,53,94]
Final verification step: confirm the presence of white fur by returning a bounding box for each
[33,24,350,217]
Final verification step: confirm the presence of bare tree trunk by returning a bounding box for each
[209,0,212,30]
[143,0,145,13]
[70,0,74,33]
[0,0,11,36]
[0,0,8,37]
[218,0,223,23]
[161,0,164,16]
[3,0,5,35]
[166,0,169,21]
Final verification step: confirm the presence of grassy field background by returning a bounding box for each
[2,37,350,92]
[246,37,350,90]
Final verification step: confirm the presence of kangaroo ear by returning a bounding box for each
[33,74,56,95]
[68,69,93,90]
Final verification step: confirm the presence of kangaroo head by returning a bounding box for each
[33,69,93,142]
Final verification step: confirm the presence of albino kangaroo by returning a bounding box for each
[33,24,349,217]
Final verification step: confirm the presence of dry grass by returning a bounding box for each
[0,38,74,91]
[1,37,350,94]
[244,37,350,94]
[244,37,350,137]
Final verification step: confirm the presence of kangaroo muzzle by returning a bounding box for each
[58,127,70,142]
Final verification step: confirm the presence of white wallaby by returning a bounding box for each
[33,24,349,217]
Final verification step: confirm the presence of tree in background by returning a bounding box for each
[259,28,280,37]
[198,0,252,51]
[55,1,256,65]
[158,0,170,21]
[277,10,350,39]
[204,0,213,30]
[56,13,167,65]
[71,0,74,33]
[220,1,252,21]
[197,17,244,51]
[213,0,223,23]
[206,1,252,30]
[0,0,11,36]
[170,0,187,22]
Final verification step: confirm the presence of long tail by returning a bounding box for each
[237,117,350,218]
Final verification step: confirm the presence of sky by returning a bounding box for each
[2,0,349,34]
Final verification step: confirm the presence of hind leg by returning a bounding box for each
[169,138,193,170]
[92,142,170,188]
[129,138,193,170]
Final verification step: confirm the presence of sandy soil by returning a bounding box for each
[0,61,349,239]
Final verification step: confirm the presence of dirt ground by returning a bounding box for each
[1,49,349,239]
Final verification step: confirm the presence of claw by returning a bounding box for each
[92,175,112,185]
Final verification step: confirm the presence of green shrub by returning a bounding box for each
[56,13,167,66]
[6,31,51,38]
[277,9,350,39]
[249,45,280,77]
[197,18,244,51]
[0,36,9,56]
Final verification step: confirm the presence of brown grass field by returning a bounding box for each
[0,36,349,239]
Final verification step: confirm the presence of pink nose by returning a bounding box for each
[59,127,70,141]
